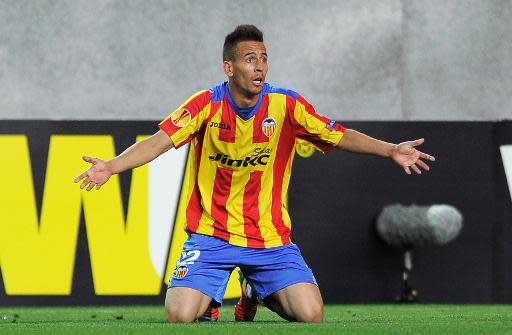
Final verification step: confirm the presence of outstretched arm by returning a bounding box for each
[336,129,435,175]
[74,130,174,191]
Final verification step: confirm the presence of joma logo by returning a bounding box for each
[209,121,231,130]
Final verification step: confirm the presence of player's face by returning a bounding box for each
[225,41,268,99]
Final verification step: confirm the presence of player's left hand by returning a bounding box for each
[391,138,435,175]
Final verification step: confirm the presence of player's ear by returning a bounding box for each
[223,60,234,77]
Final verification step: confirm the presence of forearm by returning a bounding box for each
[107,130,174,174]
[336,129,395,158]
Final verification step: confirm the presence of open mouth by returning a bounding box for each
[252,78,263,86]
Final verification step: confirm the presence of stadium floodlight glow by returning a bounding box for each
[376,204,463,302]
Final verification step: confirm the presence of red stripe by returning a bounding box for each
[185,136,205,233]
[207,101,221,125]
[219,96,236,143]
[297,95,330,124]
[287,95,298,126]
[295,123,333,153]
[253,95,270,143]
[297,95,346,132]
[270,98,295,245]
[243,171,265,248]
[159,119,175,136]
[335,123,346,132]
[211,167,233,241]
[183,91,213,118]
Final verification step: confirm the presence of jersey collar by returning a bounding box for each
[225,82,265,121]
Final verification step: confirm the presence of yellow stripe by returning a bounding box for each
[257,170,276,247]
[195,213,215,236]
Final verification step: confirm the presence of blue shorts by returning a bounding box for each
[168,234,317,306]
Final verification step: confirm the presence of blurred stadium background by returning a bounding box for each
[1,0,512,310]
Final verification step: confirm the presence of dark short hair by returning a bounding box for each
[223,25,264,61]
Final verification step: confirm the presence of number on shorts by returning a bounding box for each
[176,250,200,267]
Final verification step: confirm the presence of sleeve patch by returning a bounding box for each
[170,108,192,128]
[327,120,337,131]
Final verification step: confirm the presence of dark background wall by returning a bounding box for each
[290,121,510,303]
[1,120,511,305]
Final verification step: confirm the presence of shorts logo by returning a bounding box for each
[174,265,188,279]
[327,120,337,131]
[262,118,277,138]
[170,108,192,128]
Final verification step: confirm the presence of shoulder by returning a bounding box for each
[263,83,299,100]
[182,83,228,108]
[207,82,228,102]
[263,83,315,111]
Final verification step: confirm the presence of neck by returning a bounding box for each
[228,81,259,107]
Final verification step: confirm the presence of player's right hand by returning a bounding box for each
[74,156,113,191]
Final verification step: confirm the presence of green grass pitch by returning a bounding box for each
[1,304,511,335]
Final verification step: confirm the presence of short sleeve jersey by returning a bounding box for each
[159,82,345,248]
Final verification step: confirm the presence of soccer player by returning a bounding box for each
[74,25,435,323]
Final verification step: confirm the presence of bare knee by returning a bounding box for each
[266,295,323,323]
[164,287,210,323]
[269,283,324,323]
[295,302,323,323]
[165,304,197,323]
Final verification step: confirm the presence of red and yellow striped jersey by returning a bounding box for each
[159,82,345,248]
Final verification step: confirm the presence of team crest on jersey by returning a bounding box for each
[261,118,277,138]
[174,265,188,279]
[170,108,192,128]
